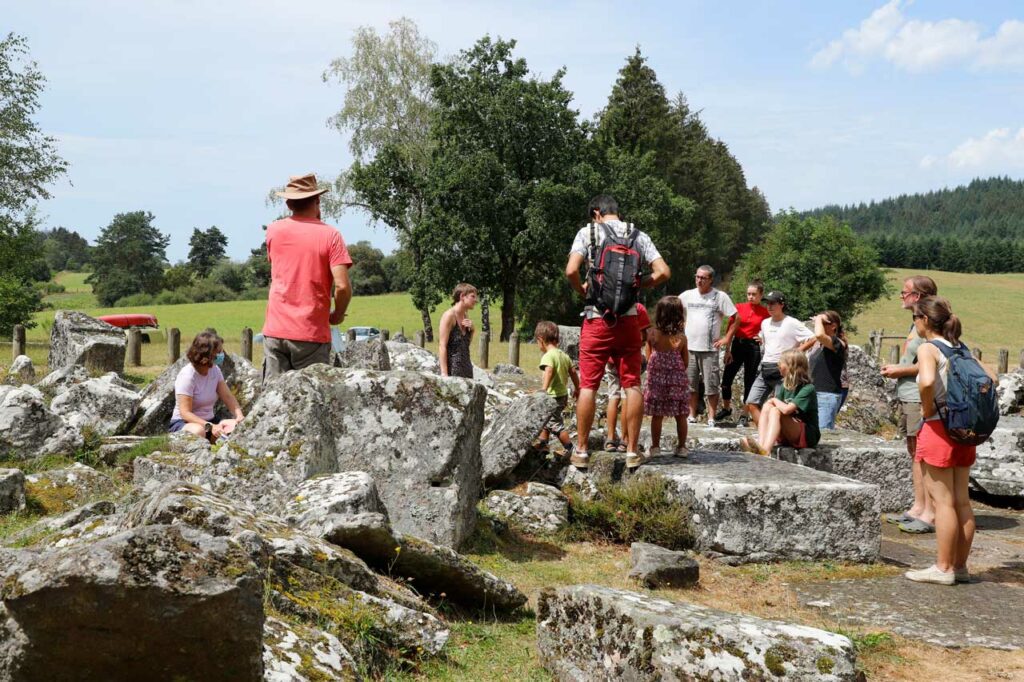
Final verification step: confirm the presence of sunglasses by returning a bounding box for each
[912,313,925,320]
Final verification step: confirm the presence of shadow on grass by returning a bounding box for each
[463,516,566,563]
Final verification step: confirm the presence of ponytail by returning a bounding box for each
[914,296,962,344]
[942,313,962,345]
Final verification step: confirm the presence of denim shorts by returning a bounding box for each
[817,391,843,430]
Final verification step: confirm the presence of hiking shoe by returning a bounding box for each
[625,451,645,470]
[714,407,732,421]
[904,565,955,586]
[686,416,698,424]
[647,445,661,459]
[672,446,689,459]
[737,415,750,428]
[569,450,590,470]
[706,418,716,429]
[954,567,971,583]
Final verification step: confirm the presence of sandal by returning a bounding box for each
[884,511,916,525]
[898,518,936,534]
[603,439,618,453]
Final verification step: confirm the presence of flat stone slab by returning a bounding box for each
[628,542,699,589]
[538,584,858,680]
[796,577,1024,650]
[639,450,880,563]
[973,414,1024,498]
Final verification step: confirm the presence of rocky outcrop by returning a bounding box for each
[628,542,699,589]
[998,369,1024,416]
[972,414,1024,497]
[233,366,485,548]
[492,363,525,376]
[128,353,261,435]
[386,341,439,374]
[262,617,357,681]
[25,463,116,515]
[49,372,140,436]
[640,452,880,563]
[556,326,580,363]
[537,585,857,680]
[838,344,898,434]
[47,310,126,374]
[0,385,83,460]
[0,469,26,514]
[481,392,557,488]
[333,338,391,371]
[483,483,568,535]
[0,523,266,681]
[35,364,90,394]
[6,356,34,385]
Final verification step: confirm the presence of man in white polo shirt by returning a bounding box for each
[679,265,737,427]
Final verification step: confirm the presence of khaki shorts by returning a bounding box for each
[263,336,332,384]
[686,350,721,396]
[898,401,923,439]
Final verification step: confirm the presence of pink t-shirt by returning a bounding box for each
[263,216,352,343]
[171,364,223,422]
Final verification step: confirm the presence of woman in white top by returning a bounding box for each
[169,330,244,442]
[904,297,997,586]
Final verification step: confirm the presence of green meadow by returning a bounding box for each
[22,267,1024,377]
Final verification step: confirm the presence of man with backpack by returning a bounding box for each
[565,194,671,470]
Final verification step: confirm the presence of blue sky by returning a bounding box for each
[9,0,1024,261]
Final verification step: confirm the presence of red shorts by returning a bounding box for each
[579,316,642,391]
[915,419,976,468]
[776,418,808,448]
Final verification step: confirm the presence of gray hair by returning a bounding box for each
[696,265,715,279]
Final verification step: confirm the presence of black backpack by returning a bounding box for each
[586,223,642,323]
[930,341,999,445]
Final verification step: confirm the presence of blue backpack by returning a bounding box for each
[930,341,999,445]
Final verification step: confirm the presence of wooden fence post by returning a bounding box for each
[998,349,1009,374]
[241,327,253,362]
[888,345,899,364]
[381,329,390,342]
[478,331,490,369]
[167,327,181,364]
[127,329,142,367]
[877,329,885,361]
[12,324,25,362]
[415,331,425,348]
[1019,348,1024,370]
[508,333,520,367]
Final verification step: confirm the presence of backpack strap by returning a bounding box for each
[624,223,639,249]
[929,339,969,358]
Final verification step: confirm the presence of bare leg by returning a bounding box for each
[689,392,700,421]
[650,416,664,449]
[575,388,596,452]
[758,404,782,453]
[777,414,804,446]
[707,394,719,418]
[923,463,957,572]
[182,423,205,437]
[749,403,762,426]
[557,431,572,447]
[619,397,629,447]
[676,414,688,448]
[624,387,643,454]
[952,466,976,570]
[606,398,620,442]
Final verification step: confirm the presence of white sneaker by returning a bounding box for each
[686,416,697,424]
[570,450,590,470]
[648,446,661,458]
[706,418,716,428]
[625,451,645,469]
[904,565,955,586]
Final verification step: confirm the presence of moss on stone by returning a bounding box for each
[816,655,835,674]
[25,478,79,515]
[764,644,797,677]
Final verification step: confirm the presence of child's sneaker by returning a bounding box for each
[714,407,732,421]
[686,416,698,425]
[647,445,661,459]
[706,417,716,429]
[672,446,689,459]
[904,565,955,586]
[625,451,645,470]
[569,450,590,470]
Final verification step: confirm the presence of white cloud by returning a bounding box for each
[812,1,1024,73]
[921,127,1024,171]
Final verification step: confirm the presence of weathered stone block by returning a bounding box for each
[233,366,485,548]
[6,356,34,385]
[997,369,1024,416]
[640,451,880,563]
[483,483,568,535]
[556,326,580,363]
[628,542,699,589]
[481,392,557,487]
[333,337,391,371]
[537,585,857,680]
[0,385,83,460]
[386,341,439,374]
[0,468,26,514]
[49,372,140,436]
[972,414,1024,497]
[47,310,126,374]
[773,429,912,513]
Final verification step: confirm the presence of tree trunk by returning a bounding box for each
[500,280,516,342]
[420,308,434,342]
[480,293,491,335]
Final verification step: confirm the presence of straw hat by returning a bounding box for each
[274,173,328,200]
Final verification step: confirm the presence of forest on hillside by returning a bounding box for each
[804,177,1024,273]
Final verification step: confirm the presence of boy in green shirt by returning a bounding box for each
[533,321,580,455]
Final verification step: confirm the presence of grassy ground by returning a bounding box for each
[26,267,1024,379]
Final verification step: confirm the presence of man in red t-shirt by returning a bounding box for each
[262,173,353,382]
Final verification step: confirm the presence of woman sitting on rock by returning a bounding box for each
[169,330,244,442]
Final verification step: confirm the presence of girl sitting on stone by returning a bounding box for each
[169,330,244,442]
[741,349,819,455]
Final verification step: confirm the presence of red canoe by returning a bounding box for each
[97,314,159,329]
